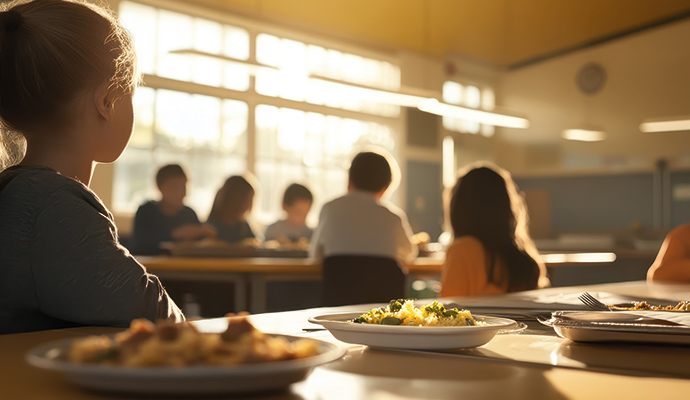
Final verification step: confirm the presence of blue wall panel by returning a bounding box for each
[514,174,654,231]
[405,160,444,239]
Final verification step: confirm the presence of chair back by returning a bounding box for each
[322,255,405,306]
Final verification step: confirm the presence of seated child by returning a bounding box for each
[264,183,313,244]
[0,0,183,334]
[207,175,256,243]
[129,164,217,255]
[440,163,549,297]
[647,224,690,282]
[309,151,417,264]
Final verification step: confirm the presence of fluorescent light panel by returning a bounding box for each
[562,129,606,142]
[542,252,617,263]
[168,49,276,75]
[419,99,530,129]
[308,76,426,108]
[640,116,690,133]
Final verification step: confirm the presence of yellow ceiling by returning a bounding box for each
[196,0,690,67]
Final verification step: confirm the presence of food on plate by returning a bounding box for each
[611,300,690,311]
[68,317,319,367]
[263,237,310,250]
[349,299,483,326]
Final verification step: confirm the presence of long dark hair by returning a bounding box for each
[448,163,544,292]
[208,175,254,225]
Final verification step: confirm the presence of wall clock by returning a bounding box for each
[576,63,606,94]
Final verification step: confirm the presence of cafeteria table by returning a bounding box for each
[4,280,690,399]
[137,252,638,314]
[138,256,445,313]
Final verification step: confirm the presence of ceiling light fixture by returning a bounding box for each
[640,116,690,133]
[541,252,616,263]
[168,49,277,75]
[562,128,606,142]
[418,99,530,129]
[308,76,429,108]
[171,49,530,128]
[312,76,529,129]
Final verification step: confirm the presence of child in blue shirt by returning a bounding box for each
[129,164,216,255]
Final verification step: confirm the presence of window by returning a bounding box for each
[255,105,396,225]
[114,87,248,218]
[255,33,401,118]
[116,1,402,230]
[442,81,495,137]
[119,1,250,90]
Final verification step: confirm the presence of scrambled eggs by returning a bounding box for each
[350,299,482,326]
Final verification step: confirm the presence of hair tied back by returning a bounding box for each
[1,10,23,33]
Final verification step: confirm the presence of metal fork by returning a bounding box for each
[578,292,612,311]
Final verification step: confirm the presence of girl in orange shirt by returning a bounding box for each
[441,163,549,297]
[647,224,690,282]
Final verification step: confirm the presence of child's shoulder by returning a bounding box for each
[0,165,102,210]
[1,165,75,193]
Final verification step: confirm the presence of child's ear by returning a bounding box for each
[93,81,114,121]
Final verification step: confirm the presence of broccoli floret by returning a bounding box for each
[443,308,459,318]
[388,299,405,312]
[351,316,367,324]
[381,316,403,325]
[421,301,462,319]
[422,301,447,317]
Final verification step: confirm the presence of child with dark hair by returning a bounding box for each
[129,164,217,255]
[0,0,183,334]
[207,175,256,243]
[441,162,549,297]
[309,150,417,264]
[265,183,313,243]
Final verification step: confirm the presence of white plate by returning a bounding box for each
[26,334,345,395]
[308,312,517,350]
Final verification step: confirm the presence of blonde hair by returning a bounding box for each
[0,0,138,171]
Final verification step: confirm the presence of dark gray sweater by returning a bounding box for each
[0,166,184,334]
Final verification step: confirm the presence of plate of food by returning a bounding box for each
[26,318,345,395]
[308,299,517,350]
[541,310,690,345]
[607,300,690,311]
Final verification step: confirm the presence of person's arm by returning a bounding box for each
[308,207,327,261]
[130,203,167,255]
[648,225,690,282]
[384,203,417,264]
[30,185,184,327]
[395,212,418,263]
[440,238,485,298]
